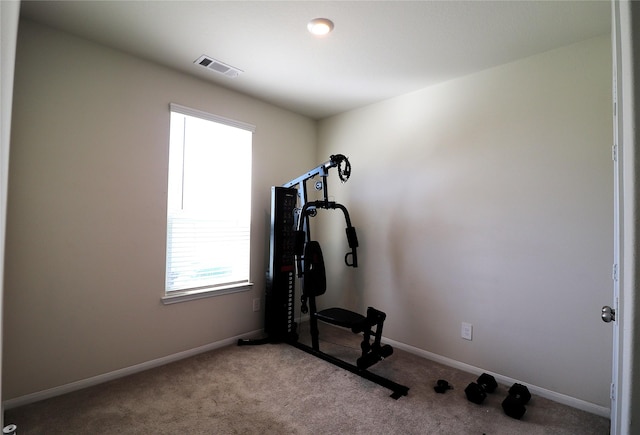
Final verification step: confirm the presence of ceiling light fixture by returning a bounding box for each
[307,18,334,36]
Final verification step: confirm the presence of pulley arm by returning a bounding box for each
[297,200,358,268]
[283,154,351,190]
[283,154,351,209]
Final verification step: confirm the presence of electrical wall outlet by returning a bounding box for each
[253,298,261,312]
[461,322,473,341]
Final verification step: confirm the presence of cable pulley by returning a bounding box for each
[330,154,351,183]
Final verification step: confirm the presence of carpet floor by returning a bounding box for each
[4,322,610,434]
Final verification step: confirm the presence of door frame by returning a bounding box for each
[611,1,622,432]
[611,1,638,433]
[0,0,22,429]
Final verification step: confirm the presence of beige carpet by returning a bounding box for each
[4,323,610,434]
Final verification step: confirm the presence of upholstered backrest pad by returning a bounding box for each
[303,241,327,296]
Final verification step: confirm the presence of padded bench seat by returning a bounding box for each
[316,307,366,329]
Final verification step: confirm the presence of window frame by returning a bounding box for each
[162,103,255,305]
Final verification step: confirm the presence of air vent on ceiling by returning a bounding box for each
[194,55,243,78]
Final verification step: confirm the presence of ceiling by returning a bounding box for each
[19,1,611,120]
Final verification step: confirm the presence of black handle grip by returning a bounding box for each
[294,231,306,256]
[345,226,358,267]
[346,226,359,248]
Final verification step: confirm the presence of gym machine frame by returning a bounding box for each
[239,155,409,399]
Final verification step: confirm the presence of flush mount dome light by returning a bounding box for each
[308,18,334,36]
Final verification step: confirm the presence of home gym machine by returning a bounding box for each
[239,154,409,399]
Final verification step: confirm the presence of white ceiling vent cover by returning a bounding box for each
[194,55,243,78]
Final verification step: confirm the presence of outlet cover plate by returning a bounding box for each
[461,322,473,340]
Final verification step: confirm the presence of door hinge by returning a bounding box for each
[611,382,616,400]
[612,144,618,162]
[613,263,619,281]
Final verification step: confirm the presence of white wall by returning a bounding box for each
[2,19,316,400]
[317,35,613,408]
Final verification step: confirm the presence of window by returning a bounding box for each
[164,104,254,303]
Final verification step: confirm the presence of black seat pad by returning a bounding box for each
[316,307,366,329]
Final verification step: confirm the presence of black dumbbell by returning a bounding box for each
[502,383,531,419]
[464,373,498,404]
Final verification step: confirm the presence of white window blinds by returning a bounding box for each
[165,104,254,294]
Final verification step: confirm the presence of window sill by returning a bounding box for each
[162,282,253,305]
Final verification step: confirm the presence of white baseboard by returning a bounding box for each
[383,336,611,418]
[3,328,611,420]
[3,329,264,410]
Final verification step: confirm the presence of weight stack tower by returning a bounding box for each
[264,186,299,342]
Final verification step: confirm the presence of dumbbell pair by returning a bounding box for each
[465,375,532,420]
[464,373,498,404]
